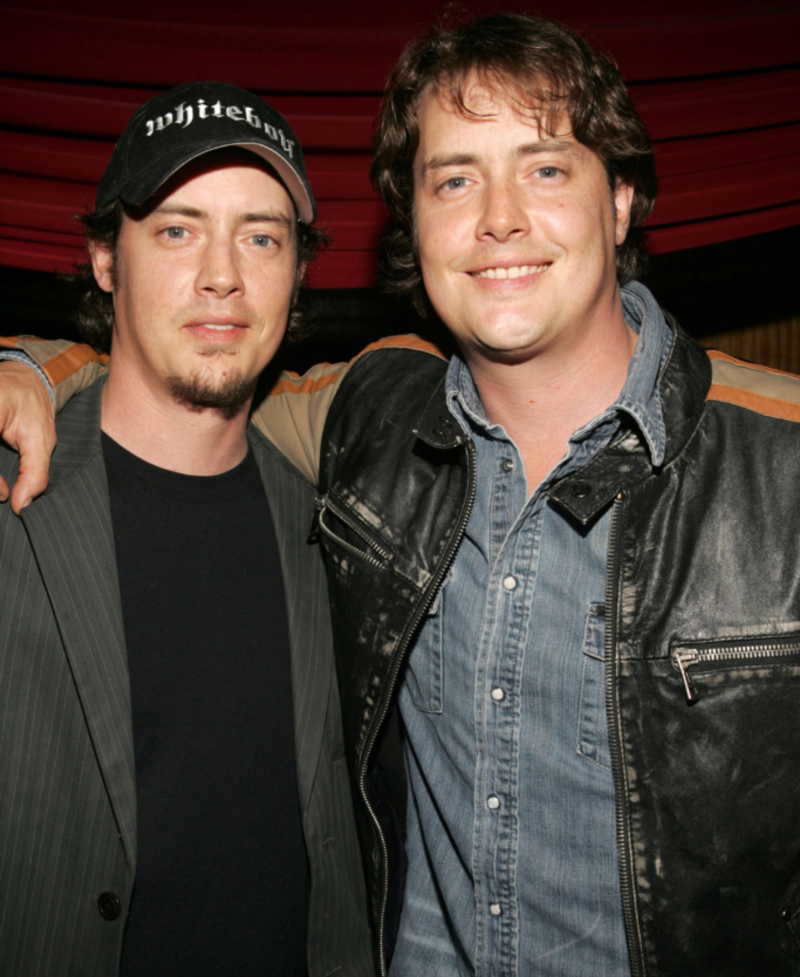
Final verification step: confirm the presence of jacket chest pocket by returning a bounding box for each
[313,493,392,572]
[578,602,611,769]
[671,632,800,704]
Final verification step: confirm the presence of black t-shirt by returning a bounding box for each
[102,433,308,976]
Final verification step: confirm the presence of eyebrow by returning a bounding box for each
[419,139,575,179]
[151,205,293,228]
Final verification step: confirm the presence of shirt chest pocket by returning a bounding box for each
[403,578,448,715]
[578,602,611,769]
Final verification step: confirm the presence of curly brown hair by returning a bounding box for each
[71,151,328,353]
[371,13,657,315]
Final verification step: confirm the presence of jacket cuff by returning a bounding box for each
[0,350,56,406]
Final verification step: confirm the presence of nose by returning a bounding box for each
[477,177,531,242]
[196,235,244,298]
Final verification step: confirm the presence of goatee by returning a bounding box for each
[166,369,254,420]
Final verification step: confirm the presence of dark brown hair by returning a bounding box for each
[371,13,657,314]
[71,151,327,353]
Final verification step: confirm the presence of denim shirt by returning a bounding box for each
[391,283,671,977]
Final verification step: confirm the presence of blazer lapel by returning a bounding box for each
[20,380,136,868]
[249,427,331,817]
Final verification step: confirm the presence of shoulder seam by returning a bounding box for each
[707,384,800,423]
[268,335,446,399]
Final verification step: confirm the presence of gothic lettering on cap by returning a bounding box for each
[244,107,262,130]
[279,131,295,157]
[143,99,295,158]
[174,103,194,128]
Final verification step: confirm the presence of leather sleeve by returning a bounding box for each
[249,335,447,487]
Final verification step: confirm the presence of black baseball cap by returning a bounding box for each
[96,81,316,223]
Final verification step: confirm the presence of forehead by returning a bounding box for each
[140,150,296,220]
[414,77,578,176]
[419,71,569,138]
[415,76,577,155]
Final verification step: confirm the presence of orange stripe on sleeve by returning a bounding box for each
[269,370,343,397]
[43,346,109,387]
[267,334,447,398]
[707,383,800,423]
[356,335,448,359]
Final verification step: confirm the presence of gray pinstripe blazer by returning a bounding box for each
[0,379,374,977]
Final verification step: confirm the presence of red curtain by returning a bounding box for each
[1,0,798,288]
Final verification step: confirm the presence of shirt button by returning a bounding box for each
[502,458,514,472]
[503,575,517,591]
[489,903,502,916]
[98,891,122,921]
[487,795,500,810]
[491,687,505,701]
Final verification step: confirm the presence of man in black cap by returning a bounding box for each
[0,83,372,977]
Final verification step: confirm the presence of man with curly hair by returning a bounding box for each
[5,14,800,977]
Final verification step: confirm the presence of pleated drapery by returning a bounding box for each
[1,0,798,288]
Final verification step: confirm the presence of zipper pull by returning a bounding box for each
[307,495,326,544]
[673,650,699,704]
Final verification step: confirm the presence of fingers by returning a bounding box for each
[11,430,56,514]
[0,473,9,504]
[0,360,57,515]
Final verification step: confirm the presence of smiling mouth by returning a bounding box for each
[471,263,549,280]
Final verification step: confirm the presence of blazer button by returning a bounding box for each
[98,891,122,921]
[570,481,592,499]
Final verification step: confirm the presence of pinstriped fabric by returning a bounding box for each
[21,385,135,868]
[250,428,375,977]
[0,380,131,976]
[0,378,371,975]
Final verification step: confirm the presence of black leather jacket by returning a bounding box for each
[313,318,800,977]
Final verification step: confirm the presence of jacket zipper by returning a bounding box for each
[672,638,800,704]
[359,440,477,976]
[317,495,392,569]
[605,493,645,977]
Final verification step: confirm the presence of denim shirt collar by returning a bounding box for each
[445,280,670,467]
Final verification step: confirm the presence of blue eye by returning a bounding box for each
[445,177,467,190]
[251,234,273,247]
[165,226,186,238]
[538,166,559,179]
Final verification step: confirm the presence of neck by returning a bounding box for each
[464,303,638,492]
[101,364,252,475]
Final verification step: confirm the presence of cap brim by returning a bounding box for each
[114,140,316,224]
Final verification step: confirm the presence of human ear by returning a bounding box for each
[89,241,115,294]
[614,179,635,246]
